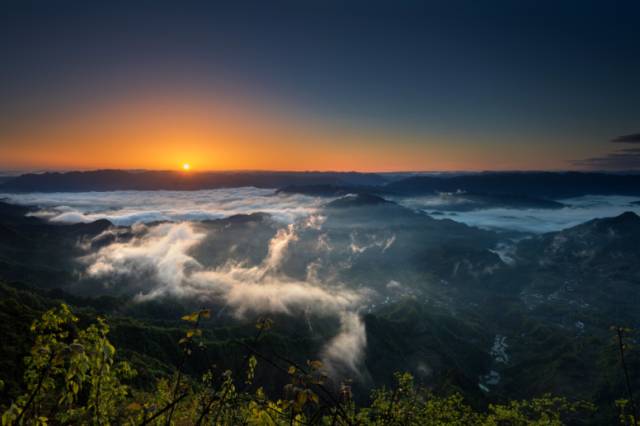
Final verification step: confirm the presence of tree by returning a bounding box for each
[1,305,595,425]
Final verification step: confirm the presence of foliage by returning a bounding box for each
[2,304,134,425]
[1,305,598,425]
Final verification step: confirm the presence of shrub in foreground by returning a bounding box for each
[1,305,597,425]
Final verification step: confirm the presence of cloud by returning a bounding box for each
[1,187,324,225]
[611,133,640,143]
[263,225,299,272]
[322,312,367,374]
[50,211,96,223]
[349,232,396,254]
[76,226,133,251]
[188,270,363,318]
[399,195,640,233]
[571,148,640,171]
[9,185,639,235]
[83,216,370,373]
[570,132,640,170]
[85,223,206,294]
[386,280,402,290]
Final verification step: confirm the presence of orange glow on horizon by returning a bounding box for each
[0,91,577,172]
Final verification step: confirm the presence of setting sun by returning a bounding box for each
[182,163,190,171]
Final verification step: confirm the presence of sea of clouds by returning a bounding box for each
[396,195,640,233]
[2,189,639,233]
[0,188,378,373]
[0,188,323,225]
[2,188,639,373]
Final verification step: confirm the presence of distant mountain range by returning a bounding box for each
[0,170,387,192]
[384,172,640,198]
[2,170,640,199]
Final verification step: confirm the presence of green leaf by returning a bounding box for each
[186,329,202,338]
[181,312,200,322]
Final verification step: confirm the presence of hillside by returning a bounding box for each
[0,200,639,424]
[1,292,600,425]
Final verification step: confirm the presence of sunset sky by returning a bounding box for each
[1,0,639,172]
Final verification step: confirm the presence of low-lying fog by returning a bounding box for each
[2,188,639,378]
[396,194,640,233]
[0,188,321,225]
[2,189,639,232]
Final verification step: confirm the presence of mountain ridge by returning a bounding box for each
[3,170,640,199]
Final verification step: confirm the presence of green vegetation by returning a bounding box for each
[1,304,601,425]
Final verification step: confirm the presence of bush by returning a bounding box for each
[1,305,595,425]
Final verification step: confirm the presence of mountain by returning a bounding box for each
[411,192,566,212]
[0,197,639,423]
[4,170,640,199]
[516,211,640,267]
[0,197,500,407]
[324,193,391,208]
[278,185,566,211]
[277,184,371,197]
[0,170,387,192]
[0,201,112,287]
[514,211,640,324]
[385,172,640,198]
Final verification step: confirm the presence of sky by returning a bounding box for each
[1,0,639,172]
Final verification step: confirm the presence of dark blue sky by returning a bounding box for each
[1,0,639,171]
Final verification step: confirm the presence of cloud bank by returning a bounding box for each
[0,187,323,225]
[83,216,369,373]
[85,222,205,294]
[398,195,640,233]
[5,187,638,235]
[611,133,640,143]
[571,132,640,170]
[572,148,640,171]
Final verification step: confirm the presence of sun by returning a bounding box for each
[182,163,191,171]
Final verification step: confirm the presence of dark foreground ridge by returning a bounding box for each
[0,300,598,425]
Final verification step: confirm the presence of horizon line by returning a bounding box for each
[2,168,640,177]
